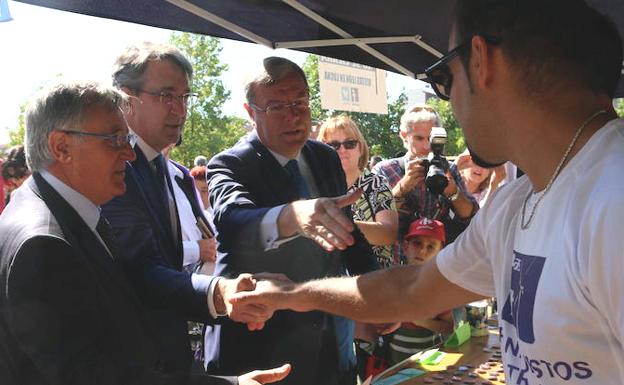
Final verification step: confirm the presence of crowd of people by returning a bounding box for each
[1,1,624,385]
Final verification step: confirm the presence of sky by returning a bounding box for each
[0,0,429,145]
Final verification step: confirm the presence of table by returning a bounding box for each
[373,328,506,385]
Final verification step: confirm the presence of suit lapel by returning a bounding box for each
[171,162,210,230]
[31,173,143,309]
[129,148,179,262]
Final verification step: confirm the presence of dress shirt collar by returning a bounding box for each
[39,170,100,232]
[134,132,161,163]
[265,146,303,167]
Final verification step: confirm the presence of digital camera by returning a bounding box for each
[419,126,449,195]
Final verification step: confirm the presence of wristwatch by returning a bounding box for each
[446,190,460,201]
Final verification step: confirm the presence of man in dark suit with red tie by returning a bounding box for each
[205,57,379,385]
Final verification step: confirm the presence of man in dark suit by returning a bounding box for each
[102,42,289,382]
[0,81,284,384]
[205,57,379,385]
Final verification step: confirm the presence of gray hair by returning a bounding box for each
[112,41,193,91]
[25,81,128,172]
[399,104,441,133]
[245,57,308,104]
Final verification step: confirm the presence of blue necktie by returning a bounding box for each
[284,159,311,199]
[151,154,173,226]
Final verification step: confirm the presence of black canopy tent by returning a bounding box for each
[13,0,624,97]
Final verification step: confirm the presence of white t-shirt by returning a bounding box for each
[438,119,624,385]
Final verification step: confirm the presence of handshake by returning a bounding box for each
[214,272,300,331]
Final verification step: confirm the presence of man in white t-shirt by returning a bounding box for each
[230,1,624,384]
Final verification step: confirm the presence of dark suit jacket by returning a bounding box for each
[205,133,378,385]
[0,173,235,385]
[101,147,221,375]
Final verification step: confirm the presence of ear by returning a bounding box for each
[121,87,139,117]
[48,131,74,163]
[243,103,254,119]
[121,86,135,97]
[399,129,408,142]
[243,103,257,122]
[470,35,495,90]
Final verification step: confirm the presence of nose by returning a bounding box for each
[169,97,187,118]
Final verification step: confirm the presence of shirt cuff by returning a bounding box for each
[260,204,298,250]
[191,272,213,294]
[206,276,226,318]
[183,240,200,267]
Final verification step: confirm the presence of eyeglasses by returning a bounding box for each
[58,130,137,149]
[138,89,199,107]
[326,139,359,151]
[250,97,310,116]
[425,35,501,101]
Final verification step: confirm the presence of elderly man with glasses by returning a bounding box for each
[205,56,379,385]
[0,81,272,385]
[101,42,290,384]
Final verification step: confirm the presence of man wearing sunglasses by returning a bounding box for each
[373,104,477,244]
[231,1,624,384]
[101,43,290,384]
[205,57,379,385]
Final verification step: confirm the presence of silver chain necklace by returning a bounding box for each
[520,109,607,230]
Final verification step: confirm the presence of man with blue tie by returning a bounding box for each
[101,43,290,383]
[0,81,288,385]
[205,57,379,385]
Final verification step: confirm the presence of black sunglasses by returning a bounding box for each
[327,139,359,150]
[425,35,501,101]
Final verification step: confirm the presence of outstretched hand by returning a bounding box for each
[215,274,274,328]
[229,275,300,330]
[282,188,363,251]
[238,363,291,385]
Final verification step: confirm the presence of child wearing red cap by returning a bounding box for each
[387,218,454,364]
[402,217,446,266]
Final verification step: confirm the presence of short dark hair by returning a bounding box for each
[2,145,28,180]
[112,42,193,92]
[454,0,622,98]
[245,57,308,104]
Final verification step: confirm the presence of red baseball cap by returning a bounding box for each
[404,218,445,244]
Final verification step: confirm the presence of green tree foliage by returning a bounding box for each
[169,32,246,167]
[8,103,26,146]
[615,98,624,117]
[302,55,406,158]
[425,98,465,156]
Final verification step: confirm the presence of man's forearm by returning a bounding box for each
[285,265,437,323]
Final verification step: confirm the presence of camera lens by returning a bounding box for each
[426,165,448,195]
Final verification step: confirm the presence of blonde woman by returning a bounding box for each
[318,115,398,268]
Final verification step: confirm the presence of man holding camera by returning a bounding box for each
[373,105,477,243]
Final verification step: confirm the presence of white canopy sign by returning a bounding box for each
[318,56,388,115]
